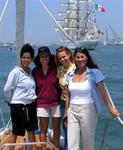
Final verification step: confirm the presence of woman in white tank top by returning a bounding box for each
[65,47,120,150]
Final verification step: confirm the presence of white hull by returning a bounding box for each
[65,39,99,50]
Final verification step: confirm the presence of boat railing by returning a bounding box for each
[99,118,110,150]
[0,141,50,150]
[0,108,5,129]
[0,106,12,139]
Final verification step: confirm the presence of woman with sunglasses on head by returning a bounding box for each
[32,46,61,150]
[56,46,75,150]
[65,47,120,150]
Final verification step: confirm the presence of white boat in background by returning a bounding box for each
[66,38,99,50]
[54,0,101,50]
[104,25,123,46]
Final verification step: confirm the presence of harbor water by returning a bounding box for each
[0,45,123,149]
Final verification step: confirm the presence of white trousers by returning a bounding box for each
[67,103,97,150]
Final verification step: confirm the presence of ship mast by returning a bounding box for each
[80,0,89,38]
[16,0,25,61]
[76,0,80,41]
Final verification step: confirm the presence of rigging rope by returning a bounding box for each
[0,0,9,23]
[38,0,77,47]
[104,83,123,126]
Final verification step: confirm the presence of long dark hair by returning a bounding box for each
[74,47,98,68]
[33,52,56,68]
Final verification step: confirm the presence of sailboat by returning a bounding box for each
[104,25,123,46]
[54,0,100,50]
[0,1,64,149]
[0,0,123,149]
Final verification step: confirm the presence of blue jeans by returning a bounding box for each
[60,100,68,150]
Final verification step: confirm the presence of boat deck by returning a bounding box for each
[0,132,56,150]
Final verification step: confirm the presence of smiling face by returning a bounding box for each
[74,52,88,68]
[20,52,32,69]
[39,52,50,67]
[57,51,70,67]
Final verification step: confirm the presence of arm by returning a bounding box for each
[63,91,70,128]
[97,81,120,117]
[4,69,18,102]
[64,93,70,118]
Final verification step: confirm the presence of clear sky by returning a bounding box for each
[0,0,123,44]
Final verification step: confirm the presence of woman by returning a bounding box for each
[56,46,75,150]
[4,44,37,150]
[65,47,120,150]
[32,46,61,150]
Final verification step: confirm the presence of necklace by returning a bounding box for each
[73,70,87,82]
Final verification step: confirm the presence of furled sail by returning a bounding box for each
[16,0,25,61]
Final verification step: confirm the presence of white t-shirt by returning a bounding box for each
[68,79,94,104]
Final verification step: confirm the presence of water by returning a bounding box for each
[0,45,123,149]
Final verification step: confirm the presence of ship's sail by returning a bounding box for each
[55,0,100,50]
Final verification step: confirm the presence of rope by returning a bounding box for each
[0,109,5,128]
[104,83,123,126]
[38,0,77,47]
[99,118,110,150]
[0,0,9,23]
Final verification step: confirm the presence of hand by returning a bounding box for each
[63,112,68,128]
[63,116,67,128]
[109,107,120,118]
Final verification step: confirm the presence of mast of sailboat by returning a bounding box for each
[76,0,80,41]
[66,0,71,41]
[16,0,25,61]
[80,0,89,37]
[38,0,77,47]
[105,26,108,45]
[0,0,24,60]
[109,25,121,44]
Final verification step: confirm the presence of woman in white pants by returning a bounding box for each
[65,47,120,150]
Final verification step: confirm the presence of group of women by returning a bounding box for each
[4,44,120,150]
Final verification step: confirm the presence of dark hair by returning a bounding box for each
[74,47,98,68]
[20,44,34,58]
[34,47,56,67]
[38,46,50,56]
[56,46,74,66]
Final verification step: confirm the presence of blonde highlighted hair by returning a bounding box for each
[55,46,74,67]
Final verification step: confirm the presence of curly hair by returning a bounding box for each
[20,43,35,59]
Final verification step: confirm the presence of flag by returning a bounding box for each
[95,4,105,12]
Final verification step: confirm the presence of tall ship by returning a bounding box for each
[55,0,101,50]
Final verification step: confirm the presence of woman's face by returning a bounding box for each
[20,52,32,69]
[74,52,88,68]
[39,52,49,66]
[57,51,70,67]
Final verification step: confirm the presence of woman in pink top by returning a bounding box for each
[32,46,61,150]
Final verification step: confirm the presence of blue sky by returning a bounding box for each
[0,0,123,43]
